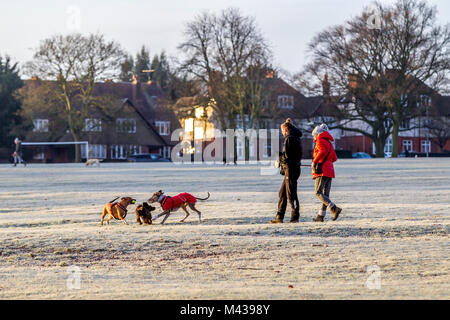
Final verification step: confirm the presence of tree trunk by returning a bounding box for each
[72,132,81,163]
[391,118,399,158]
[374,136,386,158]
[67,112,81,163]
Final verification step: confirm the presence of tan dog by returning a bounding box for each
[100,196,136,225]
[148,190,210,224]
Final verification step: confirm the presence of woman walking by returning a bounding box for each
[311,124,341,222]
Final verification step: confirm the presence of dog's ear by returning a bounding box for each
[143,202,150,209]
[158,190,162,194]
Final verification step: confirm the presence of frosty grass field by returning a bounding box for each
[0,158,449,299]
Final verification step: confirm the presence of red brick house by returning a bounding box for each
[304,76,450,157]
[22,79,181,162]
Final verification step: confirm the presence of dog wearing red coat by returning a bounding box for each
[148,190,210,224]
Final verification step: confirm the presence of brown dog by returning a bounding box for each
[148,190,210,224]
[100,196,136,225]
[135,202,156,225]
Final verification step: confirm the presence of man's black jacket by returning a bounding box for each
[280,126,303,166]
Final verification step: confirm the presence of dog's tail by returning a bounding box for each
[108,196,120,203]
[195,192,210,201]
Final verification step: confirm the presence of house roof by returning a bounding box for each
[22,79,181,146]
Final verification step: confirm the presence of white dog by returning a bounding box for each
[85,159,102,166]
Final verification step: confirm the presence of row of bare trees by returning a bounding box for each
[177,8,278,159]
[14,0,450,161]
[22,34,124,161]
[298,0,450,157]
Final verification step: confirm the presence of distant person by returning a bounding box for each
[12,137,26,167]
[311,124,341,222]
[270,118,302,223]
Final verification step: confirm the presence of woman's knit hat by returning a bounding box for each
[312,123,329,137]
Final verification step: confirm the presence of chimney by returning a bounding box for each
[132,74,139,104]
[322,73,330,96]
[348,73,358,90]
[132,74,139,85]
[266,70,275,79]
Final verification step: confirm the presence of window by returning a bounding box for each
[110,144,140,159]
[402,140,413,152]
[278,95,294,109]
[185,118,194,132]
[417,95,431,107]
[116,118,136,133]
[162,146,171,159]
[81,144,107,159]
[400,94,408,107]
[421,140,431,153]
[33,119,49,132]
[384,139,392,153]
[155,121,170,136]
[84,118,102,132]
[400,119,410,130]
[194,126,204,140]
[384,118,392,129]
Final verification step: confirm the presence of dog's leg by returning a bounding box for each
[106,214,114,224]
[180,204,190,222]
[161,211,171,224]
[118,212,128,225]
[189,204,202,223]
[100,208,108,225]
[152,213,162,221]
[136,215,142,225]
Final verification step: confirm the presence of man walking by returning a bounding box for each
[12,137,26,167]
[270,118,302,223]
[311,124,341,222]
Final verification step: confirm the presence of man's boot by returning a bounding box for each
[331,205,342,221]
[289,211,300,223]
[270,214,284,224]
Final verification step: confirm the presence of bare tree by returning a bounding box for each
[298,0,450,157]
[24,33,124,162]
[379,0,450,156]
[178,8,273,160]
[424,117,450,151]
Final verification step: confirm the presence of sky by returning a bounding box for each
[1,0,449,77]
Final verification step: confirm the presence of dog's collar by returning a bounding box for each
[158,194,166,203]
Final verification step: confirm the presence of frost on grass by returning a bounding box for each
[0,159,449,299]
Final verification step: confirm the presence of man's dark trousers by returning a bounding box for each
[277,164,301,221]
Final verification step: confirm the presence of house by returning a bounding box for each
[172,70,450,161]
[173,72,316,161]
[306,74,450,156]
[22,78,181,162]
